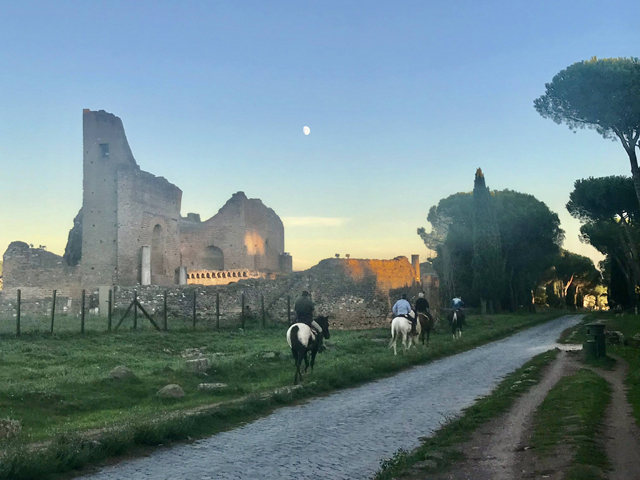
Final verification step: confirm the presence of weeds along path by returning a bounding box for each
[598,356,640,480]
[76,315,581,480]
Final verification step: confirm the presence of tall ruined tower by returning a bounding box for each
[80,110,138,286]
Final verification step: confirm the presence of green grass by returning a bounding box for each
[372,349,559,479]
[530,369,611,480]
[585,312,640,427]
[0,312,562,479]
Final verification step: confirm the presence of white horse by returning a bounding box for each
[451,310,463,339]
[286,316,330,385]
[388,315,421,355]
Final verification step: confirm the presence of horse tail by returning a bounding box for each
[290,325,303,353]
[388,319,397,348]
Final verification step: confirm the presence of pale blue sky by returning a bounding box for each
[0,1,637,269]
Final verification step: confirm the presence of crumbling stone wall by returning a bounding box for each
[1,256,420,330]
[2,242,81,297]
[180,192,286,273]
[116,165,181,286]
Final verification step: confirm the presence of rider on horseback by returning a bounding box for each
[392,293,417,335]
[451,296,465,325]
[414,292,430,327]
[294,291,325,352]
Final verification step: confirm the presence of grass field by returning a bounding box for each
[0,312,561,479]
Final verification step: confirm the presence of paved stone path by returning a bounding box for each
[77,315,581,480]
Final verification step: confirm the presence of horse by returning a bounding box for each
[286,316,330,385]
[417,311,436,346]
[388,314,421,355]
[449,309,464,339]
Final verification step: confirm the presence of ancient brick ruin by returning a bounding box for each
[2,110,291,297]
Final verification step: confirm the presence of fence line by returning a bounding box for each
[0,287,295,336]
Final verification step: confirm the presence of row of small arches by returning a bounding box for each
[190,271,248,279]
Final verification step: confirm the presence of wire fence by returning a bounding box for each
[0,287,296,336]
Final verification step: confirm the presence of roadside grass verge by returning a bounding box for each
[0,312,562,479]
[585,312,640,427]
[530,368,611,480]
[372,349,559,479]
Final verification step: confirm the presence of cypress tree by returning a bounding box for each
[472,168,504,311]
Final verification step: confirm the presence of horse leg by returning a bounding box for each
[310,349,317,372]
[303,351,310,372]
[294,351,304,385]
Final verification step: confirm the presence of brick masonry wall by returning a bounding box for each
[180,192,285,273]
[116,165,182,286]
[2,242,81,298]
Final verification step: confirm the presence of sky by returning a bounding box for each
[0,0,638,271]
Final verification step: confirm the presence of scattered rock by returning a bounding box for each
[272,385,303,396]
[157,384,185,398]
[185,358,210,373]
[425,451,444,460]
[181,347,206,358]
[412,459,437,470]
[624,334,640,348]
[606,331,624,344]
[0,419,21,439]
[262,352,277,359]
[198,383,228,391]
[109,365,135,380]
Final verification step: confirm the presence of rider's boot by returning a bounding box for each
[411,320,417,336]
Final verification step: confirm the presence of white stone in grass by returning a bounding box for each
[157,384,185,398]
[0,419,21,439]
[109,365,135,380]
[185,357,209,373]
[197,383,228,391]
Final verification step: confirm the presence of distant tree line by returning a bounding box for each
[418,170,600,312]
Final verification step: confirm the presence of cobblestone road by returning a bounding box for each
[77,315,581,480]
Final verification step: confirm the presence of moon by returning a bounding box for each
[303,126,310,135]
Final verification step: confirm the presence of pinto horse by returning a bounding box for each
[388,314,421,355]
[450,309,464,339]
[417,312,436,346]
[286,316,330,385]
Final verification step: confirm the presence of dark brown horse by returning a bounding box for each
[417,312,436,346]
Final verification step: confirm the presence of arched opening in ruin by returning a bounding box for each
[196,273,200,279]
[243,271,247,277]
[206,273,210,278]
[201,246,224,270]
[151,224,165,280]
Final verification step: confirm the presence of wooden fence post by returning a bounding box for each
[108,289,113,332]
[216,292,220,329]
[261,294,265,328]
[16,289,21,337]
[50,290,57,335]
[241,293,245,329]
[287,295,291,326]
[163,290,168,331]
[192,290,197,330]
[81,289,86,334]
[133,290,138,330]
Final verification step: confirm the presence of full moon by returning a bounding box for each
[303,126,311,135]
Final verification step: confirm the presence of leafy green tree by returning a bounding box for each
[495,190,563,311]
[419,179,564,311]
[418,193,474,302]
[534,57,640,204]
[566,175,640,305]
[472,169,504,311]
[550,250,600,309]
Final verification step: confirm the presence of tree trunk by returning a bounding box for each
[628,147,640,209]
